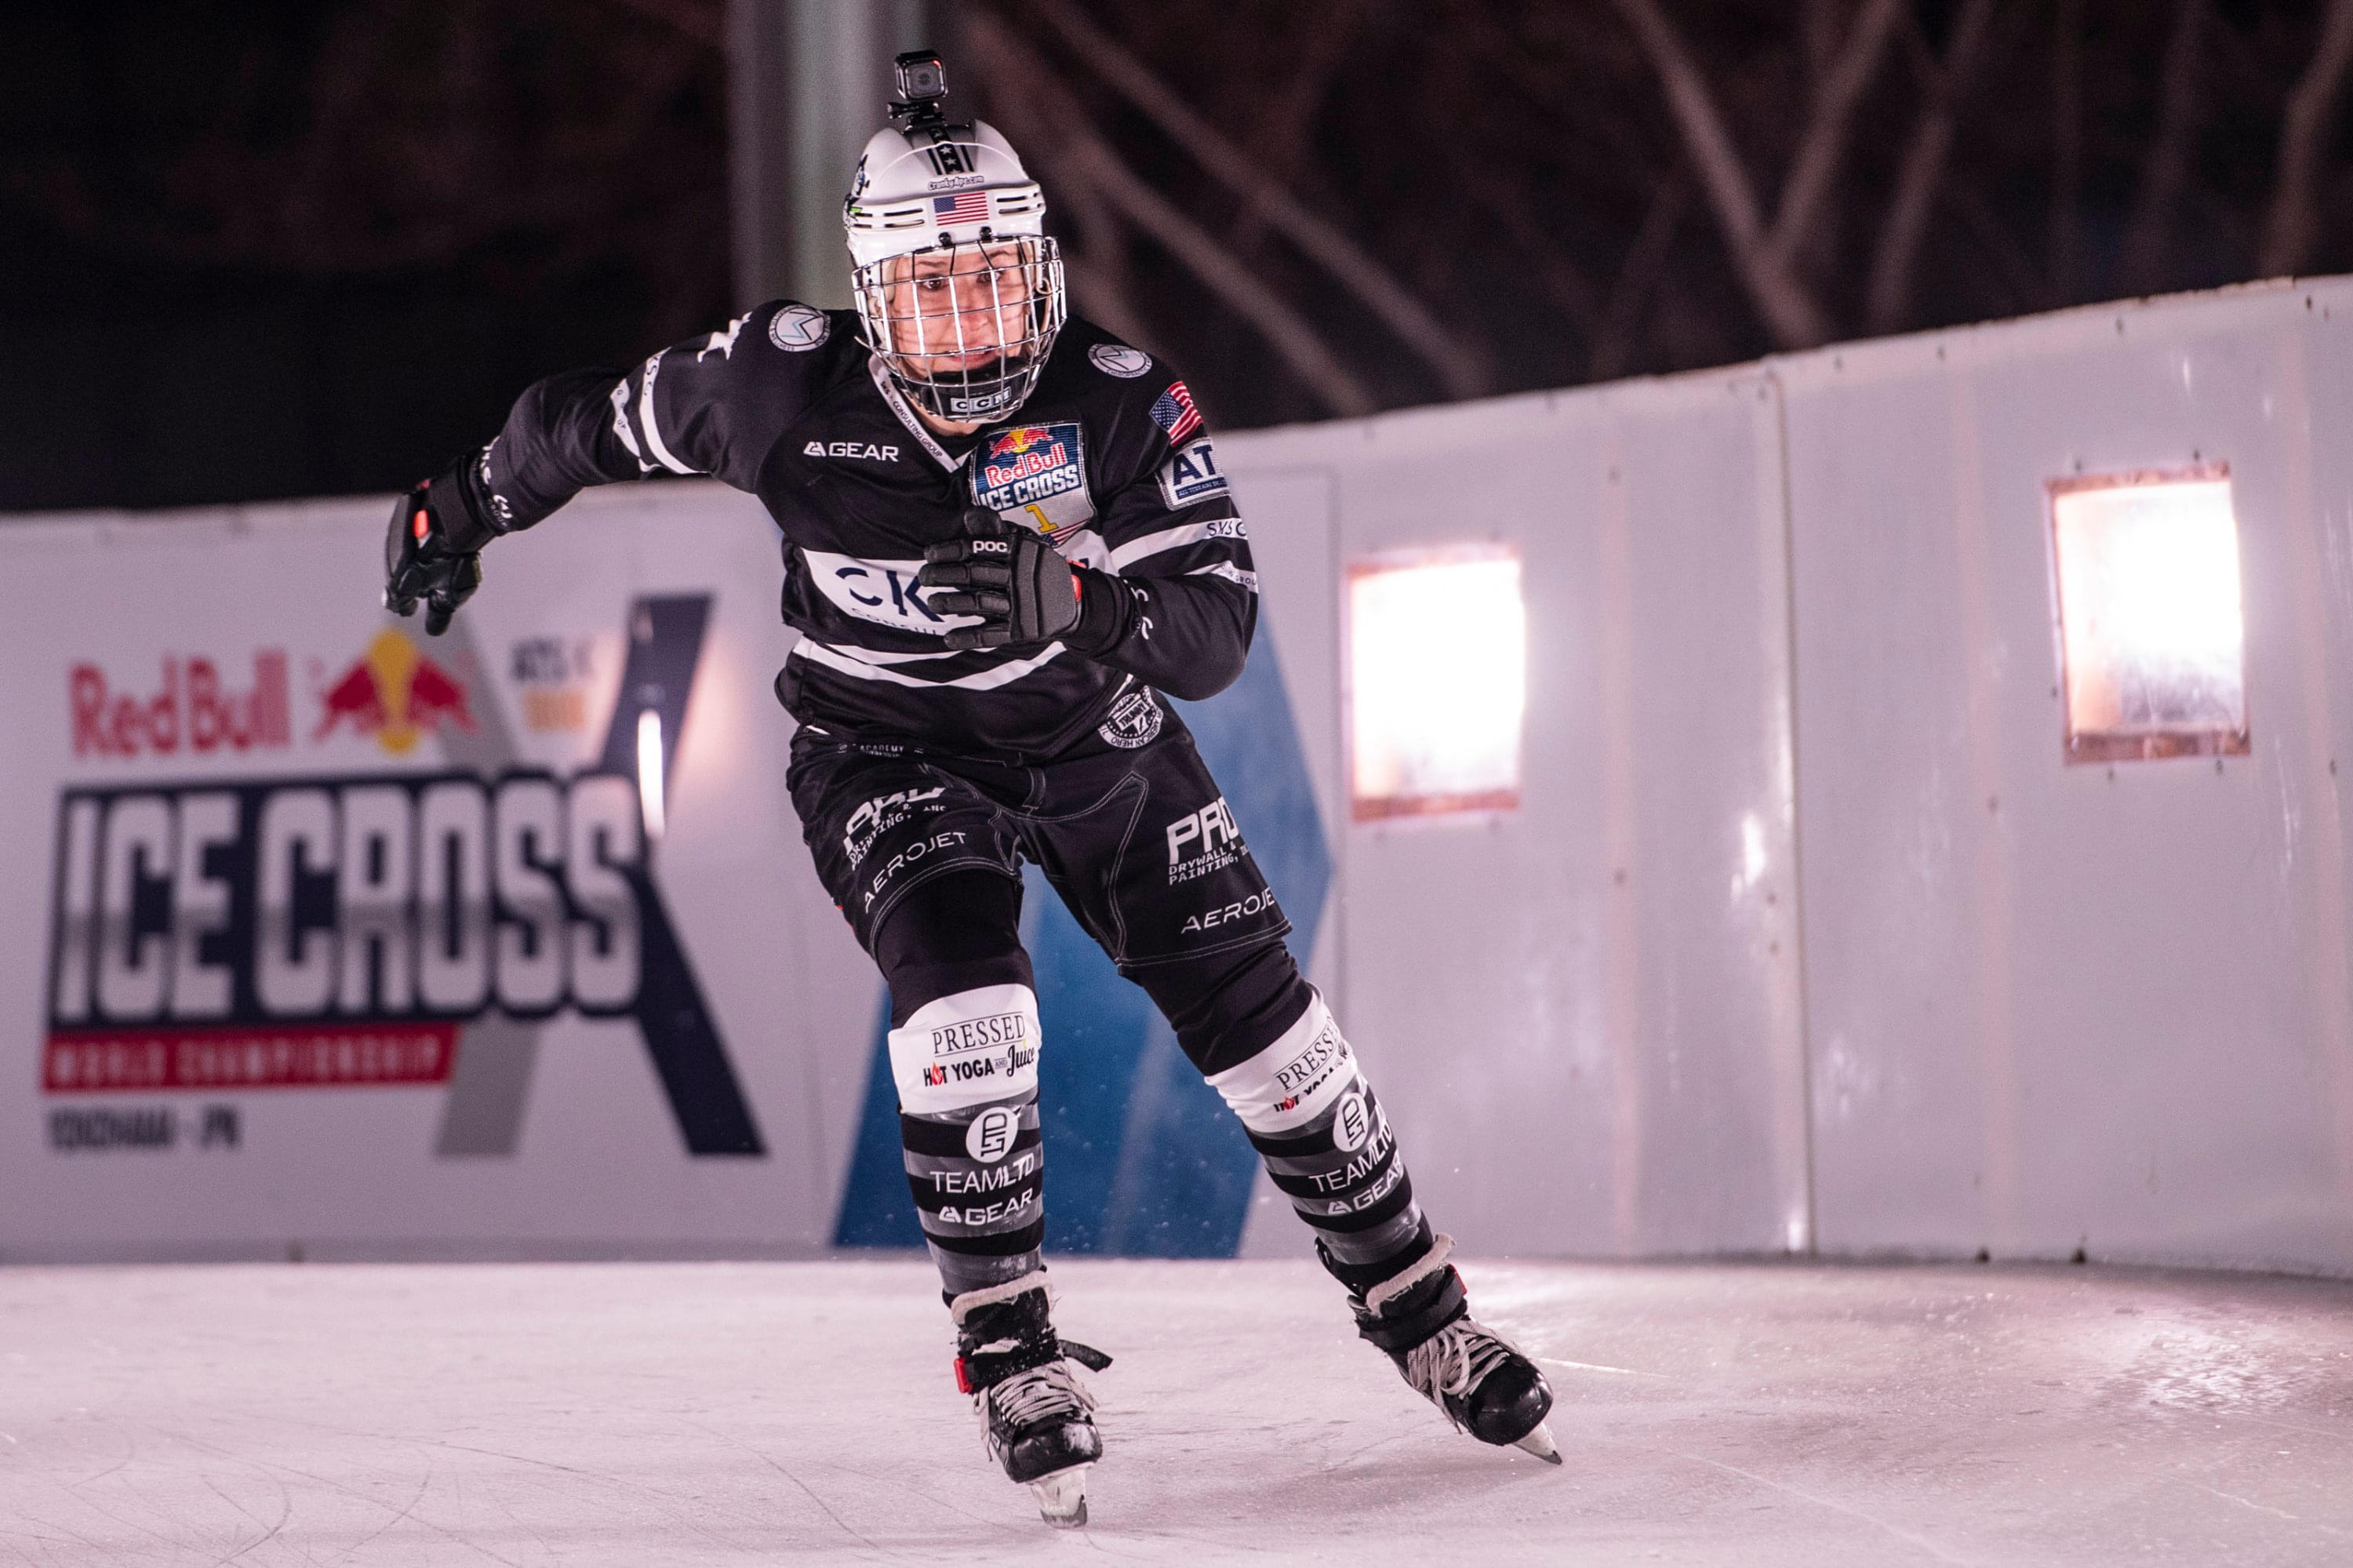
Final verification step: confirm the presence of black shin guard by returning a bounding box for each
[874,872,1046,1300]
[1140,945,1432,1290]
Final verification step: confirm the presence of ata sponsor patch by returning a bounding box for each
[973,423,1087,522]
[768,303,830,351]
[1156,436,1228,508]
[1089,343,1151,378]
[1096,686,1162,749]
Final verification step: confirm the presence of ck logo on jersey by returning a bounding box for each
[973,423,1087,529]
[802,550,978,637]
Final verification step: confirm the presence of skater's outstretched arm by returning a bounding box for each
[383,302,842,633]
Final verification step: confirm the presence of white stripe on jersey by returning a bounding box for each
[1051,526,1111,572]
[1108,518,1240,571]
[638,351,699,475]
[608,380,644,461]
[791,637,1069,690]
[1187,560,1259,593]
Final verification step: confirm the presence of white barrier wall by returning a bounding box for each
[8,277,2353,1273]
[1780,284,2353,1274]
[1221,379,1811,1263]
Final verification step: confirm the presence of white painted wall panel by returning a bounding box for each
[1220,378,1808,1258]
[1784,281,2353,1272]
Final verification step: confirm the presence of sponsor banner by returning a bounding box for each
[1156,438,1229,510]
[0,485,882,1258]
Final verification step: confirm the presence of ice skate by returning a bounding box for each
[1348,1235,1561,1463]
[950,1271,1112,1526]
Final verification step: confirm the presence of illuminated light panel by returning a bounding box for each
[1347,548,1524,820]
[636,708,667,841]
[2049,464,2249,764]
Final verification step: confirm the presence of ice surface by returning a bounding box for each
[2,1256,2349,1565]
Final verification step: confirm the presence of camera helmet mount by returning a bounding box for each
[844,51,1066,424]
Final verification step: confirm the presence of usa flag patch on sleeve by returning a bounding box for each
[1149,381,1203,446]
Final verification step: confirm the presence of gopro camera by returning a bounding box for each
[892,50,948,125]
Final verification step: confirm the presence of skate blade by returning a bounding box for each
[1031,1465,1091,1527]
[1513,1421,1563,1465]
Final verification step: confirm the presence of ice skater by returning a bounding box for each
[380,50,1556,1527]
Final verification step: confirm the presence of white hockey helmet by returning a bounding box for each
[843,56,1065,423]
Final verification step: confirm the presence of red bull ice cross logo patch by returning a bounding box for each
[973,422,1088,532]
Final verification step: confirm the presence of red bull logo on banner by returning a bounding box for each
[315,629,477,754]
[70,652,292,759]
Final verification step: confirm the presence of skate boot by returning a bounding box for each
[949,1271,1113,1527]
[1347,1234,1561,1464]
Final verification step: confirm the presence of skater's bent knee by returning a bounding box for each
[1133,940,1313,1075]
[874,870,1030,1024]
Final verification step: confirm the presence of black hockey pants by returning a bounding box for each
[787,694,1431,1301]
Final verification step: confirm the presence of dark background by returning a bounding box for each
[6,0,2351,511]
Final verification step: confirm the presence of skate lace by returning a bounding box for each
[1401,1317,1522,1432]
[978,1358,1098,1461]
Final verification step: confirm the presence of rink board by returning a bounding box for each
[8,277,2353,1272]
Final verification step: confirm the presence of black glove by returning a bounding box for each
[920,506,1089,652]
[383,457,496,636]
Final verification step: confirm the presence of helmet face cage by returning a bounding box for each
[853,236,1066,423]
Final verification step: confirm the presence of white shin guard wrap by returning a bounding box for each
[889,984,1046,1295]
[1205,991,1423,1266]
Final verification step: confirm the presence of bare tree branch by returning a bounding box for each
[1229,0,1373,256]
[1944,180,2046,315]
[2260,0,2353,275]
[1762,0,1904,275]
[1022,0,1488,399]
[1802,0,1850,94]
[960,13,1377,417]
[1053,161,1157,352]
[1606,0,1835,348]
[1456,162,1604,338]
[1865,0,1998,333]
[2115,0,2206,294]
[1592,166,1691,380]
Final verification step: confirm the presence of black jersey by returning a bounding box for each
[474,303,1257,761]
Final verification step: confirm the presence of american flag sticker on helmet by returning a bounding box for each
[1150,381,1203,446]
[933,190,990,226]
